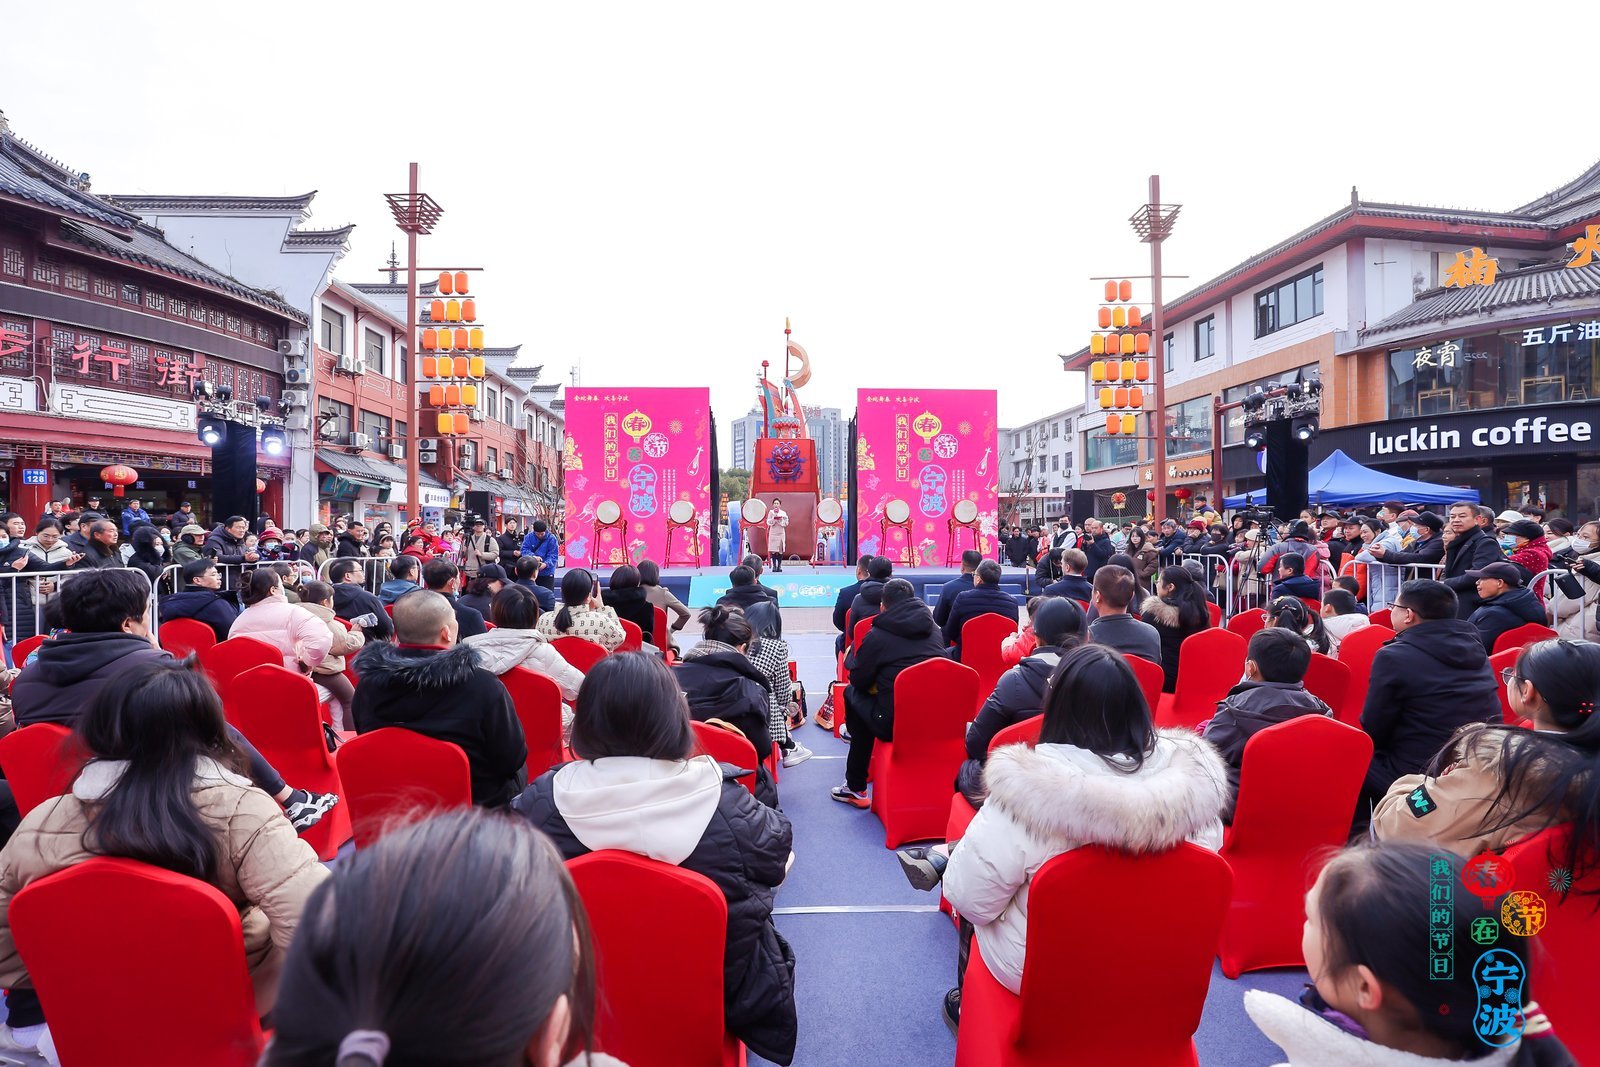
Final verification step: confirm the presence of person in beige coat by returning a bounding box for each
[765,499,789,573]
[295,579,367,731]
[0,660,327,1054]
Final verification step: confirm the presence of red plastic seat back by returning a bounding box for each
[1503,825,1600,1065]
[199,635,283,711]
[1161,628,1246,729]
[336,728,472,848]
[1488,648,1524,725]
[1016,845,1231,1060]
[1226,610,1267,640]
[1302,653,1351,713]
[1206,601,1223,628]
[690,720,758,794]
[1334,624,1393,726]
[850,616,874,652]
[159,618,219,659]
[961,612,1018,710]
[0,724,87,817]
[10,857,264,1067]
[567,850,731,1067]
[875,658,980,847]
[499,666,567,777]
[1122,653,1164,716]
[10,634,46,668]
[987,714,1041,753]
[1492,622,1558,657]
[551,635,608,674]
[652,605,668,649]
[617,619,644,652]
[1231,716,1371,852]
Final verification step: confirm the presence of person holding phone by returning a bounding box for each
[766,498,789,573]
[535,568,625,651]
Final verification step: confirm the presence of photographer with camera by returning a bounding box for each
[1079,517,1116,580]
[1550,518,1600,639]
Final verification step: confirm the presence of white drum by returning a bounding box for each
[953,499,978,523]
[816,497,843,524]
[668,499,696,524]
[741,498,768,524]
[884,498,911,524]
[595,500,622,524]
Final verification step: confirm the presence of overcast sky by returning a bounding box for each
[6,1,1598,454]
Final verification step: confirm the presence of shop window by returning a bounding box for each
[1083,427,1140,472]
[190,302,207,323]
[1388,325,1599,420]
[208,309,224,328]
[321,399,354,440]
[364,328,385,375]
[225,315,240,334]
[503,396,514,425]
[121,283,141,305]
[358,409,390,448]
[1,248,23,278]
[321,307,346,354]
[1163,332,1175,372]
[488,447,499,472]
[1194,315,1215,360]
[1575,464,1600,521]
[394,420,407,458]
[1164,396,1213,458]
[1254,264,1324,337]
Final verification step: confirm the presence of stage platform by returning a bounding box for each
[583,564,1042,610]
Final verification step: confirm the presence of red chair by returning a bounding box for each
[1155,628,1246,730]
[226,664,352,860]
[1217,716,1371,977]
[1334,624,1393,727]
[870,657,980,847]
[1296,596,1323,615]
[961,612,1019,712]
[10,857,265,1067]
[499,666,567,777]
[691,720,759,795]
[945,715,1043,848]
[567,850,742,1067]
[1302,652,1351,714]
[652,604,669,650]
[158,617,219,659]
[1492,622,1557,657]
[956,843,1232,1067]
[1206,601,1223,628]
[551,635,608,674]
[1226,610,1267,641]
[618,618,645,652]
[1488,648,1527,725]
[0,724,86,817]
[199,635,283,713]
[850,615,875,652]
[1503,824,1600,1065]
[10,633,46,670]
[336,728,472,848]
[1123,653,1165,716]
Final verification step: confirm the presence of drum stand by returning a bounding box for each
[810,521,842,567]
[946,518,981,566]
[592,516,628,565]
[665,517,700,567]
[880,515,914,566]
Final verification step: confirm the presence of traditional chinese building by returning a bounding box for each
[0,121,308,524]
[1061,161,1600,520]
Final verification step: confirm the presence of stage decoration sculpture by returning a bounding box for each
[747,319,824,564]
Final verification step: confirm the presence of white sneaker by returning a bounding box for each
[0,1023,45,1052]
[782,743,814,768]
[37,1027,58,1065]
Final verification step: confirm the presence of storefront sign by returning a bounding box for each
[1443,248,1498,288]
[1314,404,1597,464]
[419,486,452,508]
[0,376,38,412]
[1519,321,1600,346]
[1568,225,1599,268]
[48,383,196,432]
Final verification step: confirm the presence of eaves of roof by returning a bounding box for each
[0,135,140,232]
[1357,262,1600,347]
[283,224,355,249]
[108,192,317,217]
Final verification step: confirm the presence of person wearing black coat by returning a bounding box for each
[834,581,949,805]
[847,556,894,629]
[159,559,240,642]
[717,566,779,614]
[1041,571,1093,603]
[1463,562,1546,653]
[1033,549,1062,589]
[496,520,522,571]
[351,593,527,808]
[1440,505,1504,618]
[600,567,657,639]
[674,606,778,807]
[932,551,981,631]
[1003,528,1029,568]
[126,524,169,583]
[334,526,370,558]
[512,652,797,1064]
[1080,520,1117,580]
[832,556,871,651]
[329,558,395,641]
[202,518,255,566]
[942,560,1018,657]
[1358,579,1498,819]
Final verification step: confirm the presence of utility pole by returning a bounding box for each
[1130,176,1181,521]
[384,165,443,521]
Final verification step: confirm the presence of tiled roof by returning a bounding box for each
[56,219,307,322]
[283,224,355,248]
[107,192,316,215]
[316,449,384,480]
[0,134,140,231]
[1361,262,1600,341]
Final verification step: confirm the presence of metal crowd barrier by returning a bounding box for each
[1533,565,1595,641]
[155,559,317,597]
[317,555,394,596]
[1335,559,1444,613]
[0,568,156,652]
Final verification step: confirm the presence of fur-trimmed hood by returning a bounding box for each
[1140,595,1181,628]
[352,640,485,690]
[1243,990,1520,1067]
[983,729,1229,852]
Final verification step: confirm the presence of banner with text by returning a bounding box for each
[854,389,999,567]
[562,388,712,568]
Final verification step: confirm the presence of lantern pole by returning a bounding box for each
[405,164,420,521]
[1129,176,1180,524]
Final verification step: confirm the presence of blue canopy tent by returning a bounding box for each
[1223,449,1480,510]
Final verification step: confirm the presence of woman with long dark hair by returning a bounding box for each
[1123,527,1160,592]
[262,808,622,1067]
[535,569,625,652]
[126,523,168,582]
[0,660,328,1051]
[1140,565,1212,691]
[462,584,585,704]
[744,600,809,767]
[1375,637,1600,883]
[515,653,797,1064]
[228,567,332,674]
[673,606,777,804]
[1265,595,1331,655]
[941,644,1227,1025]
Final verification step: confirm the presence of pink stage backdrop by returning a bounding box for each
[562,388,712,568]
[855,389,999,567]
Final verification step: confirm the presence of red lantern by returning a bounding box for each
[255,479,266,494]
[99,464,137,497]
[1146,491,1156,502]
[1174,487,1192,501]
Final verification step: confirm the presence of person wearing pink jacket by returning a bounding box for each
[229,568,333,674]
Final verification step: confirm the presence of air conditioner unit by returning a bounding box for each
[285,413,310,432]
[352,356,368,376]
[283,367,309,386]
[277,339,306,358]
[469,409,484,422]
[419,446,439,463]
[500,466,515,480]
[417,438,438,451]
[347,431,372,451]
[337,354,357,374]
[388,443,404,460]
[458,456,474,472]
[281,388,308,408]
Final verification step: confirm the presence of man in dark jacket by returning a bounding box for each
[421,559,487,640]
[512,555,555,612]
[330,557,395,641]
[1270,552,1323,599]
[942,560,1018,657]
[1156,518,1185,567]
[64,511,95,555]
[1004,526,1029,568]
[1086,564,1161,663]
[718,565,778,613]
[1441,501,1504,618]
[164,501,197,534]
[13,569,336,830]
[1041,548,1093,602]
[1080,518,1117,580]
[954,597,1084,806]
[158,558,239,641]
[71,519,124,570]
[203,516,258,567]
[832,555,873,651]
[1465,562,1546,652]
[740,553,782,601]
[1359,579,1499,818]
[847,555,894,627]
[352,589,526,807]
[673,615,778,807]
[932,550,981,631]
[1368,511,1445,569]
[1201,628,1333,821]
[496,519,522,571]
[298,523,334,568]
[335,523,370,558]
[833,579,948,807]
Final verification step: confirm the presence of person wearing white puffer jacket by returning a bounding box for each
[461,584,585,705]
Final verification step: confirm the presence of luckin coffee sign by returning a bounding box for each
[1320,406,1598,463]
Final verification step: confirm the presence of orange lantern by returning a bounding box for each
[421,330,437,351]
[1098,387,1114,409]
[445,384,461,406]
[1118,280,1133,301]
[421,356,437,378]
[469,327,484,349]
[1097,307,1111,329]
[462,299,477,323]
[1089,335,1106,357]
[1120,414,1137,434]
[1114,387,1129,407]
[453,413,469,435]
[453,328,469,350]
[428,385,445,406]
[1128,306,1143,327]
[1103,281,1118,302]
[1135,333,1151,355]
[437,412,454,436]
[453,356,470,378]
[430,299,445,322]
[1134,361,1150,381]
[454,272,469,295]
[1105,414,1120,434]
[99,464,138,497]
[1129,387,1144,408]
[437,272,454,295]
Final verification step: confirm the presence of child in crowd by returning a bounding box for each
[1320,588,1371,658]
[999,596,1043,667]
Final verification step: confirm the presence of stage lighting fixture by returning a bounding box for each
[254,395,273,412]
[198,416,227,447]
[1308,378,1324,395]
[1292,417,1319,443]
[1245,426,1267,451]
[191,381,215,400]
[260,426,288,456]
[217,384,233,402]
[1285,382,1304,400]
[1243,387,1266,412]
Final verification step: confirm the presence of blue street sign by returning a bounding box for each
[20,469,48,486]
